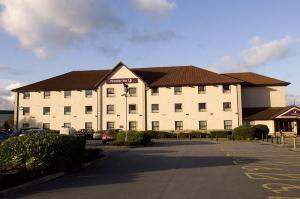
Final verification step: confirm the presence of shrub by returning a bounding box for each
[113,131,152,146]
[0,133,86,175]
[210,130,232,138]
[253,124,269,139]
[233,126,257,140]
[45,130,60,134]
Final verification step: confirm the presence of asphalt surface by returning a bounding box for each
[4,140,300,199]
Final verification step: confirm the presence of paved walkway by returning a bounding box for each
[5,140,300,199]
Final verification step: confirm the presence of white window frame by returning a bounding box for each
[129,104,137,114]
[198,103,207,112]
[223,85,231,93]
[23,107,30,116]
[85,122,92,129]
[44,91,50,99]
[174,87,182,95]
[64,106,71,115]
[151,104,159,113]
[175,103,182,112]
[43,107,50,115]
[198,85,206,94]
[151,88,159,96]
[85,106,93,114]
[224,120,232,130]
[43,123,50,130]
[152,121,159,131]
[64,91,71,98]
[85,90,93,98]
[199,121,207,130]
[175,121,183,130]
[223,102,232,112]
[107,88,115,97]
[128,87,137,97]
[107,105,115,114]
[23,92,30,99]
[129,121,137,131]
[107,122,115,129]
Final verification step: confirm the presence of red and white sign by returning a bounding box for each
[106,78,138,84]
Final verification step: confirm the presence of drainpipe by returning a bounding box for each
[16,92,20,129]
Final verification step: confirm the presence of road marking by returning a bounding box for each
[263,183,300,194]
[242,166,283,172]
[236,161,300,167]
[246,173,300,181]
[268,197,300,199]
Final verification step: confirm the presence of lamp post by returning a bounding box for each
[122,83,129,142]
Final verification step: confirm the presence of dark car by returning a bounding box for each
[11,128,45,137]
[0,131,10,142]
[75,129,94,140]
[102,129,121,144]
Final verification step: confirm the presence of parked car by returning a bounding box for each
[93,131,104,140]
[0,131,10,142]
[11,128,45,137]
[75,129,94,140]
[102,129,121,144]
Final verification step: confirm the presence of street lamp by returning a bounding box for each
[122,83,129,142]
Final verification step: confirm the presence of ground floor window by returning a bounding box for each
[107,122,115,129]
[43,123,50,130]
[85,122,92,129]
[275,120,293,132]
[224,120,232,130]
[129,121,137,131]
[22,123,29,128]
[152,121,159,131]
[199,121,207,130]
[175,121,183,130]
[64,123,71,128]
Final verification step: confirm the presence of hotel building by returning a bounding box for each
[12,62,300,135]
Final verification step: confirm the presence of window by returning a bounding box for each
[199,121,207,130]
[224,120,232,130]
[128,87,137,97]
[175,121,183,130]
[107,88,115,97]
[129,121,137,131]
[198,85,206,94]
[23,107,30,116]
[151,88,159,96]
[223,85,231,93]
[152,121,159,131]
[85,106,93,114]
[44,91,50,99]
[85,90,93,98]
[107,105,115,114]
[64,123,71,128]
[23,92,30,99]
[174,87,182,95]
[223,102,232,111]
[175,103,182,112]
[107,122,115,129]
[43,123,50,130]
[198,103,207,112]
[64,91,71,98]
[85,122,92,129]
[129,104,137,114]
[23,123,29,128]
[43,107,50,115]
[64,106,71,115]
[151,104,159,113]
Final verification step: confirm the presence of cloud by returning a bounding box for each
[212,35,294,72]
[0,0,124,58]
[128,31,176,44]
[132,0,176,19]
[0,82,21,110]
[97,45,121,59]
[286,94,300,106]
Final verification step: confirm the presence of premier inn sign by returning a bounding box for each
[106,78,138,84]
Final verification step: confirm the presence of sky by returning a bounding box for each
[0,0,300,109]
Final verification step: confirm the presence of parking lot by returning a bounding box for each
[5,140,300,199]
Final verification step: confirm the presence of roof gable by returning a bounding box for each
[244,106,300,120]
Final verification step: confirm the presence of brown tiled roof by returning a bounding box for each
[243,106,294,120]
[223,72,290,86]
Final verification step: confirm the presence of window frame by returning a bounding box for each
[64,106,71,115]
[224,120,232,130]
[175,121,183,130]
[44,91,50,99]
[64,91,71,98]
[174,87,182,95]
[64,123,71,128]
[23,92,30,99]
[23,123,30,128]
[151,88,159,96]
[223,102,232,112]
[129,121,137,131]
[43,107,50,115]
[107,105,115,114]
[43,123,50,130]
[85,90,93,98]
[198,103,207,112]
[106,122,115,130]
[223,85,231,93]
[106,88,115,97]
[199,121,207,130]
[175,103,183,112]
[23,107,30,116]
[85,122,92,129]
[85,106,93,114]
[129,104,137,114]
[128,87,137,97]
[152,121,159,131]
[198,85,206,94]
[151,104,159,113]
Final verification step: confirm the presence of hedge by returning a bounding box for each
[113,131,152,146]
[210,130,232,138]
[253,124,269,138]
[0,133,86,175]
[232,126,257,140]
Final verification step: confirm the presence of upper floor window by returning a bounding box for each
[223,102,232,111]
[151,104,159,113]
[43,107,50,115]
[198,103,207,112]
[174,87,182,95]
[175,121,183,130]
[64,123,71,128]
[43,123,50,130]
[199,121,207,130]
[64,91,71,98]
[23,123,30,128]
[64,106,71,115]
[23,107,30,116]
[129,121,137,131]
[152,121,159,131]
[107,105,115,114]
[224,120,232,130]
[85,122,92,129]
[128,87,137,97]
[198,86,206,94]
[107,88,115,97]
[107,122,115,129]
[44,91,50,99]
[223,85,231,93]
[151,88,159,96]
[129,104,137,114]
[85,106,93,114]
[85,90,93,98]
[175,103,182,112]
[23,92,30,99]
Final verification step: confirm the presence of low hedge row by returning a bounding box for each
[113,131,152,146]
[231,124,269,140]
[210,130,232,138]
[0,133,86,175]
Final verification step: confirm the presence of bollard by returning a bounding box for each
[200,134,202,141]
[266,136,269,142]
[281,136,284,146]
[261,134,264,141]
[293,136,297,150]
[276,136,279,144]
[271,136,273,143]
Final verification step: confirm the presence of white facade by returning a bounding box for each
[14,64,288,132]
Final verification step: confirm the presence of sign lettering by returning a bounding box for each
[106,78,138,84]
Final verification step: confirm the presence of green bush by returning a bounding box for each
[210,130,232,138]
[0,133,86,175]
[253,124,269,139]
[232,126,257,140]
[113,131,152,146]
[45,130,60,134]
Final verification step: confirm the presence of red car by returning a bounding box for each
[102,129,121,144]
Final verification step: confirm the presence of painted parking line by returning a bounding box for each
[268,197,300,199]
[245,173,300,181]
[263,183,300,194]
